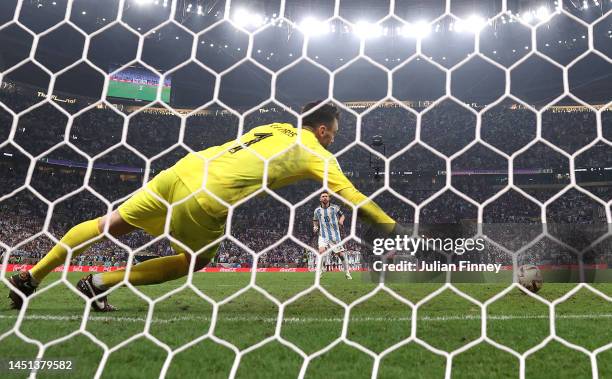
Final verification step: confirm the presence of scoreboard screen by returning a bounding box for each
[107,66,171,103]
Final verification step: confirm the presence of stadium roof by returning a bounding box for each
[0,0,610,109]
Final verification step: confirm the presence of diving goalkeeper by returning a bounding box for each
[8,101,396,311]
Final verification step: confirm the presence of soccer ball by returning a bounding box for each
[517,264,543,293]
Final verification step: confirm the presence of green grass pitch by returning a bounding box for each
[0,272,610,378]
[107,80,171,103]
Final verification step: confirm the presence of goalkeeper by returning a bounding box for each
[8,101,396,311]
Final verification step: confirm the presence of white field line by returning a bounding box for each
[1,313,611,324]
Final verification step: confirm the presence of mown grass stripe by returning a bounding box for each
[1,313,611,323]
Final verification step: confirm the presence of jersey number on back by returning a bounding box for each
[229,133,273,154]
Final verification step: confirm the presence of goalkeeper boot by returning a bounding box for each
[77,274,117,312]
[8,270,37,310]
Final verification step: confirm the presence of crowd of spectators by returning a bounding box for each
[109,68,171,87]
[1,95,611,269]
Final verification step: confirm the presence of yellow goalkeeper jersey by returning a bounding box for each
[171,123,395,226]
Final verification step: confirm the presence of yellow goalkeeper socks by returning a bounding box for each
[29,218,101,283]
[95,253,191,288]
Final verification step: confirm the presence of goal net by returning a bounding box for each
[0,0,610,377]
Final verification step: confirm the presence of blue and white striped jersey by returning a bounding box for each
[313,204,344,242]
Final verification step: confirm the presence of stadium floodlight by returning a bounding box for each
[233,8,265,28]
[455,15,487,33]
[353,21,383,39]
[233,8,251,27]
[522,11,534,23]
[299,17,330,37]
[536,6,551,21]
[252,14,265,27]
[134,0,154,5]
[401,21,431,38]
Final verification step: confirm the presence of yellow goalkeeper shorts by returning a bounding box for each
[117,168,225,258]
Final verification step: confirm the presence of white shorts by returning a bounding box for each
[318,236,346,254]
